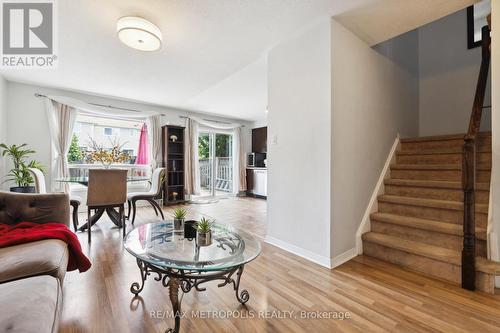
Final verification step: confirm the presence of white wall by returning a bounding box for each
[330,20,420,258]
[418,9,491,136]
[266,19,332,266]
[0,75,7,187]
[490,0,500,271]
[4,81,253,188]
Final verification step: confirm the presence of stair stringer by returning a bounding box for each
[356,134,400,254]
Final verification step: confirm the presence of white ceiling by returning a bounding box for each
[0,0,365,121]
[1,0,471,121]
[184,56,268,120]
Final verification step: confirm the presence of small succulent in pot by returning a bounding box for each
[172,208,187,232]
[196,217,214,247]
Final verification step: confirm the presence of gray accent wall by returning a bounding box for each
[418,9,491,136]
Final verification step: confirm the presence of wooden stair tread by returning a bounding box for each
[384,179,490,191]
[397,149,491,155]
[366,132,494,290]
[476,257,500,275]
[370,212,487,240]
[400,133,466,143]
[401,132,491,143]
[363,232,500,274]
[362,232,460,265]
[391,164,490,171]
[378,195,488,213]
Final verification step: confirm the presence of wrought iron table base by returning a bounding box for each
[130,258,249,333]
[78,207,124,231]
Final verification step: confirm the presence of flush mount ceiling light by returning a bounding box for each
[117,16,162,51]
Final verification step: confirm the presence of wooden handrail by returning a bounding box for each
[462,25,491,291]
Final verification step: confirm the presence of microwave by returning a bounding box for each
[247,153,266,167]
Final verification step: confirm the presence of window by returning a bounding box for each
[70,114,145,165]
[123,149,135,163]
[73,122,82,133]
[103,127,121,136]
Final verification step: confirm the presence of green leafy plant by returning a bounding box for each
[172,208,188,220]
[68,134,82,163]
[196,217,214,233]
[0,143,43,187]
[198,134,231,159]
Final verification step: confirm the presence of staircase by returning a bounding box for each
[362,132,500,293]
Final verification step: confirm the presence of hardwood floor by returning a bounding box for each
[60,197,500,333]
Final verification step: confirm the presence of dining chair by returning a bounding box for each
[28,168,81,232]
[87,169,128,243]
[127,168,165,225]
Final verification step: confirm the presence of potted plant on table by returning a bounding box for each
[0,143,43,193]
[196,217,214,247]
[172,207,187,233]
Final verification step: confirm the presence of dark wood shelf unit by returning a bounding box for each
[162,125,186,205]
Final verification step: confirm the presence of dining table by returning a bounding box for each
[56,175,150,231]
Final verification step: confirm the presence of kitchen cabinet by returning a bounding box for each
[252,127,267,153]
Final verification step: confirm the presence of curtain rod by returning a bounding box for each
[34,93,166,115]
[179,115,245,127]
[34,93,243,126]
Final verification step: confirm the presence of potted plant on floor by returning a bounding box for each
[196,217,214,247]
[0,143,43,193]
[172,207,187,233]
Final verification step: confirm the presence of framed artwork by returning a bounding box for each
[467,0,491,49]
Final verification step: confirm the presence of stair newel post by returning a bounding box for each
[461,25,490,291]
[462,136,476,290]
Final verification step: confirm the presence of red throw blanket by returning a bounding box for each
[0,222,91,272]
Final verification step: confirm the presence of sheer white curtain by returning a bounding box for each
[184,118,200,196]
[147,115,163,169]
[187,116,246,195]
[44,98,77,192]
[234,127,247,193]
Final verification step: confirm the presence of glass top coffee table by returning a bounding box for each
[124,221,261,333]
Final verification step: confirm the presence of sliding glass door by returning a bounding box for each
[197,131,233,198]
[198,132,213,197]
[215,133,233,194]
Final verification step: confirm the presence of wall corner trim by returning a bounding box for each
[265,236,333,269]
[331,247,358,268]
[355,134,400,254]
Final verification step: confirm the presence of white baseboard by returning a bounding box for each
[265,236,332,269]
[355,134,400,254]
[488,232,500,288]
[331,248,358,268]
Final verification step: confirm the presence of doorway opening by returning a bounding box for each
[194,130,234,200]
